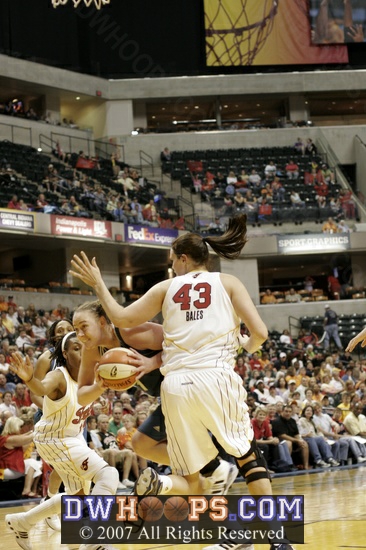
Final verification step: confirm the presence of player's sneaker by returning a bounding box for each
[122,478,135,488]
[203,544,254,550]
[45,514,61,532]
[134,467,163,496]
[203,460,239,495]
[5,512,31,550]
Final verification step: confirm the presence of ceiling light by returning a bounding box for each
[162,107,165,111]
[76,96,80,100]
[194,105,199,109]
[152,115,156,119]
[256,104,260,107]
[223,105,228,108]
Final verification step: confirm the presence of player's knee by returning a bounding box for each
[236,439,271,485]
[93,465,119,494]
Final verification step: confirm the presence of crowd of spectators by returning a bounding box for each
[1,290,366,498]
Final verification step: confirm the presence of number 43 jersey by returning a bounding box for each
[161,271,240,374]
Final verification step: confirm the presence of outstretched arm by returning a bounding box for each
[70,251,167,328]
[346,327,366,352]
[314,0,330,43]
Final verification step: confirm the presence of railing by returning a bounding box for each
[39,133,125,163]
[94,140,125,162]
[139,150,154,177]
[0,121,32,146]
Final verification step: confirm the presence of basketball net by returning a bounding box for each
[52,0,110,8]
[205,0,279,66]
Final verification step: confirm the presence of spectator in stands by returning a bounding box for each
[108,405,125,436]
[322,217,338,233]
[294,137,305,155]
[286,288,302,303]
[337,219,351,233]
[343,401,366,438]
[306,139,317,156]
[327,272,342,300]
[285,160,299,180]
[0,296,9,312]
[233,191,246,211]
[272,404,310,469]
[12,383,32,412]
[290,189,305,207]
[34,193,49,213]
[0,391,17,416]
[248,168,262,187]
[0,352,10,376]
[298,405,339,467]
[339,189,356,219]
[160,147,171,163]
[264,161,277,178]
[280,329,293,347]
[142,199,159,226]
[7,195,21,210]
[15,327,36,352]
[0,311,16,343]
[261,289,277,304]
[271,177,285,202]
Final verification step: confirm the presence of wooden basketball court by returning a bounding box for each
[1,466,365,550]
[0,466,366,550]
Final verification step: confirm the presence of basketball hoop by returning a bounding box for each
[52,0,110,8]
[205,0,279,66]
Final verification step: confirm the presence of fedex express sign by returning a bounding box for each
[125,225,178,246]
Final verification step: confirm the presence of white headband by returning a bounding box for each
[61,331,76,353]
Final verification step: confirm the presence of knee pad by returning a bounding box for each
[92,465,119,495]
[236,438,271,485]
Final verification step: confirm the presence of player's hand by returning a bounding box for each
[70,251,102,290]
[10,352,34,383]
[348,24,364,42]
[129,350,162,379]
[346,328,366,352]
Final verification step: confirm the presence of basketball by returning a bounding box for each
[138,496,164,522]
[163,496,189,522]
[97,347,138,390]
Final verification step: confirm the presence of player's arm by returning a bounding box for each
[121,322,163,351]
[77,345,107,406]
[314,0,330,43]
[29,349,52,408]
[222,273,268,353]
[10,352,65,398]
[70,251,167,327]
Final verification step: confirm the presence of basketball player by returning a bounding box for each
[5,332,119,550]
[72,300,238,495]
[31,318,74,530]
[70,214,294,550]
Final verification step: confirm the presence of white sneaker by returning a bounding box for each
[5,512,31,550]
[327,458,340,467]
[204,460,238,495]
[357,456,366,463]
[122,478,135,488]
[316,460,330,468]
[117,481,127,489]
[45,514,61,532]
[203,544,254,550]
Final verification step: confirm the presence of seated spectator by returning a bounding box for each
[0,416,42,497]
[343,401,366,440]
[1,310,16,343]
[285,160,299,180]
[251,406,294,472]
[272,405,310,469]
[0,373,16,395]
[0,391,17,416]
[297,405,339,468]
[285,289,302,303]
[264,161,277,178]
[142,199,159,226]
[339,189,356,219]
[15,327,36,352]
[208,217,225,235]
[306,138,317,156]
[279,329,293,346]
[261,289,277,304]
[12,383,32,413]
[117,414,147,473]
[0,352,10,376]
[113,199,128,223]
[266,384,285,405]
[108,405,124,436]
[312,402,353,465]
[96,414,135,489]
[248,169,262,186]
[332,407,366,462]
[322,217,338,233]
[226,170,238,185]
[252,380,269,404]
[290,189,305,207]
[7,195,21,210]
[160,147,171,163]
[294,137,305,155]
[337,219,351,233]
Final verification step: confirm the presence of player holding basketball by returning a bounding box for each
[71,214,294,550]
[5,332,119,550]
[72,300,238,495]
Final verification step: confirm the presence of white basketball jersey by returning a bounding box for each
[34,367,92,442]
[161,271,240,374]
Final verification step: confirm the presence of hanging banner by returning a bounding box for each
[0,209,35,232]
[51,215,112,239]
[277,233,350,254]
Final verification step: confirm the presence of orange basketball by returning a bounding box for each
[163,496,189,521]
[138,496,164,521]
[97,347,138,390]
